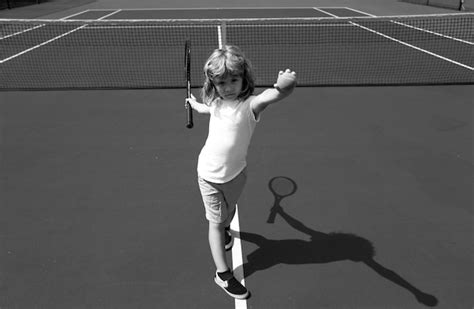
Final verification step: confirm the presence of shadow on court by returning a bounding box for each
[236,177,439,307]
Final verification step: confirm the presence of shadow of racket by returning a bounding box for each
[266,176,297,224]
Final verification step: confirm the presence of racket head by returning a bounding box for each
[268,176,297,198]
[184,39,193,128]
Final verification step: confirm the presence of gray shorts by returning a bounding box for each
[198,168,247,224]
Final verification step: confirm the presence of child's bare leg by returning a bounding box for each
[208,221,229,272]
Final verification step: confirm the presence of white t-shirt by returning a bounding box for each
[198,96,260,183]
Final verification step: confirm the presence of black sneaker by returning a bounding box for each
[225,228,233,251]
[214,270,249,299]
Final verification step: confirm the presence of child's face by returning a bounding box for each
[213,75,243,101]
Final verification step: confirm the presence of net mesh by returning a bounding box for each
[0,13,473,90]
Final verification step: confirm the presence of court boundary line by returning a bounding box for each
[84,7,351,11]
[342,8,474,46]
[0,24,44,40]
[217,20,247,306]
[83,24,220,29]
[351,21,473,70]
[391,20,474,45]
[214,23,355,28]
[0,25,87,63]
[312,7,339,18]
[0,6,90,40]
[61,10,93,20]
[316,7,473,71]
[0,10,122,64]
[97,9,123,20]
[230,205,247,309]
[343,7,377,17]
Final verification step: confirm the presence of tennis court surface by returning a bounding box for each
[1,5,473,309]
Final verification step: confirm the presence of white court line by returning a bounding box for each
[217,24,247,307]
[343,7,377,17]
[60,10,91,20]
[391,20,474,45]
[314,7,473,70]
[97,9,122,20]
[83,24,216,29]
[85,7,343,11]
[312,7,339,18]
[351,21,473,70]
[79,9,120,12]
[0,24,44,40]
[216,24,354,28]
[0,10,123,64]
[338,8,474,45]
[230,205,247,309]
[0,25,87,64]
[317,6,353,9]
[0,8,84,40]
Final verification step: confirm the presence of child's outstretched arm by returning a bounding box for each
[186,94,210,114]
[251,69,296,117]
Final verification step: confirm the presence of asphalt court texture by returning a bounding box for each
[0,3,473,309]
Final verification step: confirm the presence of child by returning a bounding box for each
[186,45,296,299]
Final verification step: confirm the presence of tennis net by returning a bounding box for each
[0,13,473,90]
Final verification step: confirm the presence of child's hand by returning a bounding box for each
[185,93,198,109]
[274,69,297,94]
[186,94,210,114]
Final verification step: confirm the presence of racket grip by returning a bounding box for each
[186,102,193,129]
[267,207,277,223]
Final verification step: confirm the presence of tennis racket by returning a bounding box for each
[267,176,297,223]
[184,39,193,129]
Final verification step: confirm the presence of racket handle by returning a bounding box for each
[186,102,193,129]
[267,207,278,223]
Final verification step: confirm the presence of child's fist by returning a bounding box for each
[274,69,297,94]
[185,93,197,108]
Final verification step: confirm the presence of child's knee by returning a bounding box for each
[209,221,226,230]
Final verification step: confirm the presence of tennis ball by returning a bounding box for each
[275,72,296,93]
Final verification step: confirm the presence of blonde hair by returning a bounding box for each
[202,45,255,105]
